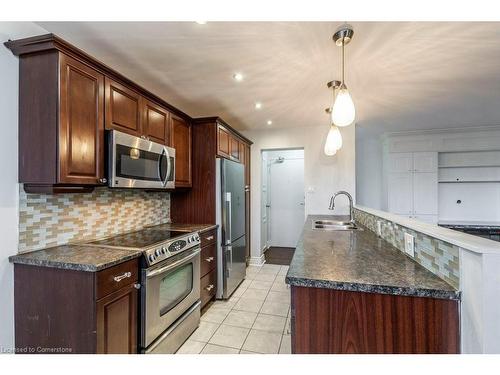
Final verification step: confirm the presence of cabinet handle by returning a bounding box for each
[205,256,214,263]
[205,235,214,241]
[99,178,107,184]
[113,272,132,282]
[205,284,214,291]
[133,283,141,289]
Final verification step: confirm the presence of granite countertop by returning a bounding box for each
[9,245,142,272]
[148,222,218,233]
[439,220,500,230]
[285,215,460,300]
[9,222,219,272]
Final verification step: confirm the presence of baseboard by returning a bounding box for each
[248,254,266,266]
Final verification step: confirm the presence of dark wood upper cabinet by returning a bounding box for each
[6,34,194,193]
[143,100,170,145]
[230,136,240,161]
[59,54,105,185]
[170,115,192,188]
[105,78,142,137]
[217,125,231,158]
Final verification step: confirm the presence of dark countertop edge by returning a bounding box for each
[285,275,461,301]
[198,224,219,233]
[9,251,141,272]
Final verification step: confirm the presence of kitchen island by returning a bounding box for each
[285,215,460,354]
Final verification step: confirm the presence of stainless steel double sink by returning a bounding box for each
[312,219,362,231]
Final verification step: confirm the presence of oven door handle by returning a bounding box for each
[158,147,171,187]
[146,248,200,278]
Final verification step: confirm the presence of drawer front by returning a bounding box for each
[200,269,217,308]
[96,259,139,299]
[200,229,217,248]
[200,243,217,277]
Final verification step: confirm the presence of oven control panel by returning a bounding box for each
[145,232,200,266]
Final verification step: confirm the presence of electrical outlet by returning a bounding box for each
[376,221,382,237]
[404,233,415,257]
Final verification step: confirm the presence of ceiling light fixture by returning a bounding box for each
[323,107,343,156]
[267,120,273,125]
[255,102,262,110]
[233,72,244,82]
[331,24,356,127]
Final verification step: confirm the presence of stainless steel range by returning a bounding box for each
[87,227,201,353]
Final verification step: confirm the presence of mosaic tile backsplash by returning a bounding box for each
[19,186,170,253]
[354,208,460,289]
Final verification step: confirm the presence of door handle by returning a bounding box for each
[225,192,232,245]
[113,272,132,282]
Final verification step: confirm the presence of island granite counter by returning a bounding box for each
[286,215,460,354]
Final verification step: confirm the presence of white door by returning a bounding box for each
[269,158,305,248]
[388,152,413,172]
[261,158,269,250]
[388,172,413,215]
[413,172,438,215]
[413,152,438,172]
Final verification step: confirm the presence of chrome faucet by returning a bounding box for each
[329,191,354,223]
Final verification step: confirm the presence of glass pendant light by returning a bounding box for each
[331,25,355,127]
[324,124,342,156]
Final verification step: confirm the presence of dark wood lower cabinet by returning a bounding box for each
[291,286,460,354]
[14,259,139,354]
[199,229,218,310]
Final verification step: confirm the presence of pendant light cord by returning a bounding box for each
[341,38,345,85]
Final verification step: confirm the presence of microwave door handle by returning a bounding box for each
[158,147,170,187]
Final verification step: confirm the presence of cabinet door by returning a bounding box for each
[143,100,170,145]
[413,172,438,215]
[58,54,105,185]
[388,153,413,172]
[105,78,142,136]
[413,152,438,172]
[170,115,192,187]
[96,283,138,354]
[230,136,240,161]
[217,126,230,158]
[388,172,413,215]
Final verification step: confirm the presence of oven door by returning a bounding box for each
[141,247,200,348]
[110,130,175,189]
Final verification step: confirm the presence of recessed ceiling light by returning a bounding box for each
[255,102,262,110]
[267,120,273,125]
[195,21,207,25]
[233,72,244,82]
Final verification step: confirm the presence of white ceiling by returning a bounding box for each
[36,22,500,136]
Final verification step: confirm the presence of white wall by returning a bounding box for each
[356,132,383,210]
[0,22,47,352]
[243,124,355,262]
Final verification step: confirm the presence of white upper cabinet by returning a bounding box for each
[413,152,438,172]
[388,152,413,172]
[388,172,413,215]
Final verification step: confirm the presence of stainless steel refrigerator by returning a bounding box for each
[216,158,246,299]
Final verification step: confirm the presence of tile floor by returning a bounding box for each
[177,264,291,354]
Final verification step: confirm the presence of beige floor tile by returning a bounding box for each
[233,297,265,313]
[189,321,220,342]
[240,279,253,289]
[241,288,269,301]
[246,265,262,273]
[232,285,247,298]
[248,280,272,291]
[212,298,238,310]
[200,307,231,324]
[242,329,282,354]
[279,335,291,354]
[274,275,286,283]
[270,281,290,292]
[259,268,280,275]
[266,291,291,303]
[223,310,258,328]
[260,300,290,317]
[283,316,291,335]
[201,344,240,354]
[209,324,250,349]
[239,350,260,354]
[176,340,206,354]
[252,314,286,333]
[253,272,277,282]
[262,264,281,272]
[278,266,289,276]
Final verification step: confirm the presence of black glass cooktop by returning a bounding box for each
[88,229,189,249]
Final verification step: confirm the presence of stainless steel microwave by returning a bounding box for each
[109,130,175,189]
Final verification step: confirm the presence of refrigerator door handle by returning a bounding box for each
[226,246,233,276]
[225,192,232,245]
